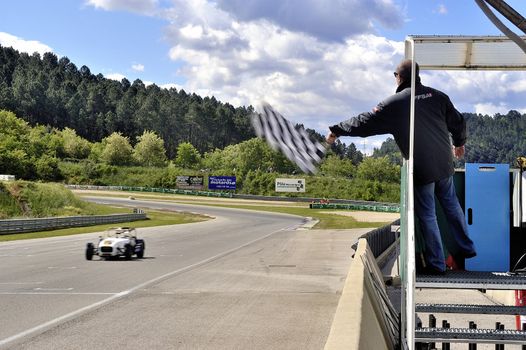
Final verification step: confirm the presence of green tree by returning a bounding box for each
[89,142,104,162]
[175,142,201,169]
[0,110,32,177]
[61,127,91,159]
[372,137,402,165]
[0,109,30,136]
[0,110,62,180]
[355,156,400,183]
[345,143,364,165]
[34,154,61,180]
[236,138,273,174]
[202,148,226,171]
[320,154,356,178]
[133,130,167,166]
[100,132,133,165]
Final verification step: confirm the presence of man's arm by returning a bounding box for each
[444,95,467,147]
[326,131,338,144]
[327,100,394,143]
[453,145,465,159]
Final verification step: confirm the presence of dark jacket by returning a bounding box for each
[329,81,466,185]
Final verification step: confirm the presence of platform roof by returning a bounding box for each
[406,35,526,70]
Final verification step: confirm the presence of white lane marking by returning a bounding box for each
[0,225,287,348]
[0,292,116,296]
[0,290,130,348]
[0,254,33,257]
[33,288,74,292]
[47,266,78,270]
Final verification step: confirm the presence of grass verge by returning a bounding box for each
[76,191,397,230]
[196,203,392,229]
[0,209,209,242]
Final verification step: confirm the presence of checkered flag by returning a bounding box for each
[251,102,327,174]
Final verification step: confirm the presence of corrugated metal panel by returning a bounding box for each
[409,35,526,70]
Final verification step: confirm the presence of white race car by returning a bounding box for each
[86,227,145,260]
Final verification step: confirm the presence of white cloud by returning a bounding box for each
[85,0,159,15]
[163,0,405,130]
[86,0,526,147]
[474,102,526,116]
[474,102,508,116]
[435,4,448,15]
[132,63,145,72]
[159,83,184,91]
[213,0,404,41]
[105,72,127,81]
[423,70,526,115]
[0,32,53,56]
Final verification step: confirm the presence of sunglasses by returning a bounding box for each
[393,72,399,77]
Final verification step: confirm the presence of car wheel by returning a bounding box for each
[136,240,145,258]
[86,243,94,261]
[124,244,133,260]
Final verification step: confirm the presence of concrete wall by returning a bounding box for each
[324,238,396,350]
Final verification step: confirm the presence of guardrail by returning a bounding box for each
[66,184,400,212]
[67,185,234,198]
[352,218,400,259]
[309,202,399,213]
[0,213,147,235]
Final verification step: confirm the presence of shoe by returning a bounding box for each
[446,255,461,270]
[450,251,476,271]
[449,254,466,270]
[463,251,477,259]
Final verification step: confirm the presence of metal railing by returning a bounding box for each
[0,213,147,235]
[352,219,400,259]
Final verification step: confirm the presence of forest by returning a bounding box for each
[0,44,362,160]
[1,44,526,202]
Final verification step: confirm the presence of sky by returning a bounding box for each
[2,0,526,154]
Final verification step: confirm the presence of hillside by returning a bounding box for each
[0,45,254,158]
[0,181,95,219]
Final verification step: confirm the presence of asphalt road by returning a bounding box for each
[0,197,368,349]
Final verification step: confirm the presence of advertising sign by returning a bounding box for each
[275,178,305,193]
[208,176,236,190]
[176,176,204,190]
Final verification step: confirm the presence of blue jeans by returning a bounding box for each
[414,176,476,271]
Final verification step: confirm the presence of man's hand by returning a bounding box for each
[453,145,465,159]
[326,131,338,145]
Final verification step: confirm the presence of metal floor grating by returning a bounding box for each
[416,270,526,289]
[416,303,525,315]
[415,327,526,344]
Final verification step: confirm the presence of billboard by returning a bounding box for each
[176,176,204,190]
[275,178,305,192]
[208,176,236,190]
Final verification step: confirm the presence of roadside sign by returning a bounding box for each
[275,178,305,193]
[176,176,204,190]
[0,175,15,181]
[208,176,236,190]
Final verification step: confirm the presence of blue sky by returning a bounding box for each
[2,0,526,153]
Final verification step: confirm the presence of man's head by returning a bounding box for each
[394,59,420,85]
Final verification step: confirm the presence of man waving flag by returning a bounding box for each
[251,103,327,174]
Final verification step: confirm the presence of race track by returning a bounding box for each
[0,197,368,349]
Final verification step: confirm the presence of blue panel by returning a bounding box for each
[208,176,236,190]
[465,163,510,272]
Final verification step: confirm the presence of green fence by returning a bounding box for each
[309,203,400,213]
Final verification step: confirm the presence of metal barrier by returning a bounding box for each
[352,219,400,258]
[309,202,400,213]
[0,213,147,235]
